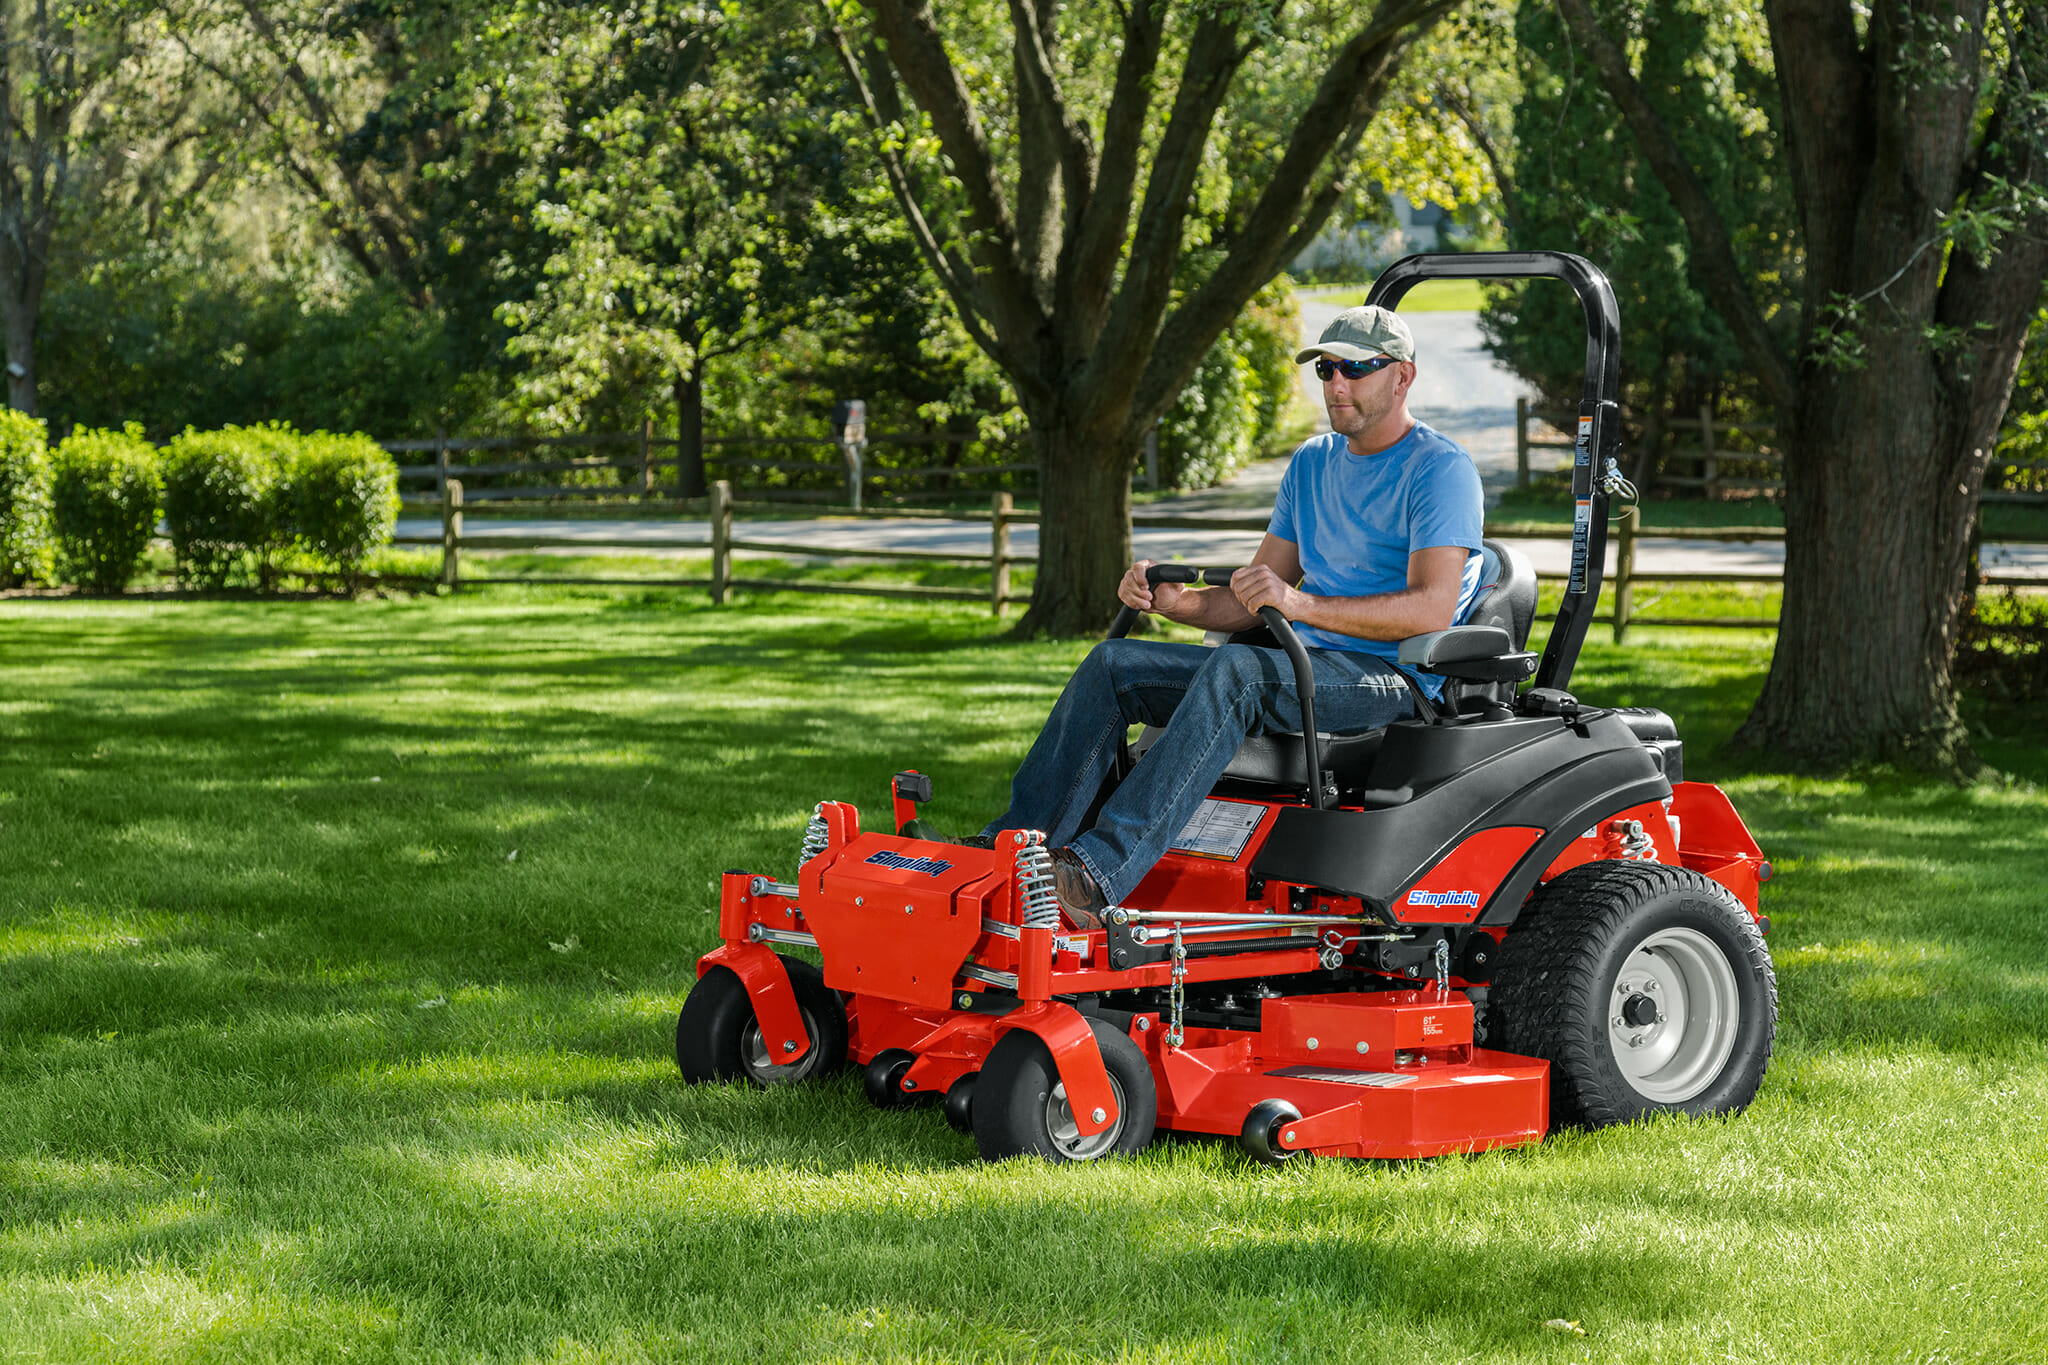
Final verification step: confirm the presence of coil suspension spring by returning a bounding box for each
[1012,831,1060,931]
[800,804,830,865]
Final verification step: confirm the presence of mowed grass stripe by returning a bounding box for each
[1,588,2044,1363]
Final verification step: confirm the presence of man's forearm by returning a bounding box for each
[1156,584,1262,634]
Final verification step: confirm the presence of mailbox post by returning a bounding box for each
[832,399,868,510]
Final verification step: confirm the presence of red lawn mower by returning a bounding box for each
[675,251,1777,1163]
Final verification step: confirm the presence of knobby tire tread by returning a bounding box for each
[1491,860,1776,1130]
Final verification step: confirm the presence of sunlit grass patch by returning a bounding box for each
[1,588,2044,1361]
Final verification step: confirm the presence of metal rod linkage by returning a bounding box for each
[749,876,801,899]
[746,925,818,948]
[1107,908,1386,927]
[959,964,1018,990]
[1131,922,1316,944]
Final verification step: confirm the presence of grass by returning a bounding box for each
[1495,474,2048,541]
[1303,278,1489,312]
[3,585,2046,1363]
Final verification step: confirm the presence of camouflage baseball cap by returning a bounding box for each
[1295,305,1416,364]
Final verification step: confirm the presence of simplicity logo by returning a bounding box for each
[1405,889,1481,910]
[864,850,955,878]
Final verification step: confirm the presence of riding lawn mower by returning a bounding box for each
[674,251,1778,1163]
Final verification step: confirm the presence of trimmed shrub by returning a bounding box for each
[1159,333,1258,490]
[162,426,281,588]
[0,408,53,587]
[52,424,161,593]
[289,432,398,587]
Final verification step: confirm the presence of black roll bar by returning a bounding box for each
[1366,251,1622,694]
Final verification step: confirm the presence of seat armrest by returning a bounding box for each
[1397,626,1512,667]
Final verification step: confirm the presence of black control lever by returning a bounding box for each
[1106,565,1327,812]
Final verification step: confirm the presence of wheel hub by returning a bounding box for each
[1044,1073,1128,1160]
[1606,927,1739,1103]
[741,1009,823,1084]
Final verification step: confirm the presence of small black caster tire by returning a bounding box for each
[971,1018,1157,1162]
[943,1072,979,1133]
[1239,1098,1304,1166]
[863,1048,923,1109]
[1491,860,1777,1130]
[675,955,847,1086]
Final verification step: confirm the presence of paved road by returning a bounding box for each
[397,298,2045,581]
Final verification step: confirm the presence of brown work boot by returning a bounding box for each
[1050,847,1108,929]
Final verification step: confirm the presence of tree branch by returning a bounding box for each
[861,0,1044,345]
[1556,0,1798,415]
[816,7,1016,376]
[1059,0,1164,345]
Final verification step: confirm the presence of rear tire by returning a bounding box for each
[1490,861,1776,1130]
[675,956,847,1086]
[972,1018,1157,1162]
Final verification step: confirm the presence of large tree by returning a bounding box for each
[1554,0,2047,772]
[824,0,1460,635]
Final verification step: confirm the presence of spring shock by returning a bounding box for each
[1012,830,1060,931]
[800,804,831,865]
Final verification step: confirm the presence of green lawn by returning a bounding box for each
[3,586,2045,1362]
[1302,278,1489,312]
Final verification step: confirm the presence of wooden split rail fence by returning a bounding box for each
[1516,401,2048,504]
[397,480,2041,642]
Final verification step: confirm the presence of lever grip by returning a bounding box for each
[1143,564,1234,587]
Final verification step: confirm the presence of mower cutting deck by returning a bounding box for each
[674,251,1778,1163]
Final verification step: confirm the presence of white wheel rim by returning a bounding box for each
[740,1010,822,1084]
[1606,926,1740,1104]
[1044,1073,1128,1160]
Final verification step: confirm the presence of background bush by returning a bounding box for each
[1156,280,1300,490]
[162,426,282,588]
[51,425,161,593]
[0,409,53,587]
[290,432,399,585]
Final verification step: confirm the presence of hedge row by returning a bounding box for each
[0,419,400,593]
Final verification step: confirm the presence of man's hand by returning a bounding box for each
[1230,563,1306,619]
[1118,559,1188,616]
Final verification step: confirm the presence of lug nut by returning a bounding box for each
[783,1040,797,1054]
[957,993,973,1009]
[1092,1107,1106,1124]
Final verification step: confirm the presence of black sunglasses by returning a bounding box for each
[1313,355,1398,382]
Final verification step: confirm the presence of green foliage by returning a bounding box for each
[1993,296,2048,492]
[1157,281,1300,490]
[1484,0,1796,432]
[161,426,285,588]
[0,409,54,587]
[287,432,399,585]
[50,424,160,593]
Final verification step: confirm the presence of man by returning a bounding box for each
[980,305,1485,923]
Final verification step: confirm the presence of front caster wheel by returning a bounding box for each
[971,1018,1157,1162]
[863,1048,926,1109]
[675,955,847,1086]
[1239,1098,1304,1166]
[942,1072,979,1133]
[1491,861,1777,1129]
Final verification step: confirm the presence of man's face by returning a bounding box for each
[1321,355,1407,436]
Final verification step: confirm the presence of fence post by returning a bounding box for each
[1515,398,1530,490]
[1613,503,1636,644]
[1699,403,1718,500]
[710,479,732,605]
[639,416,654,496]
[991,492,1012,617]
[832,399,867,511]
[441,478,463,589]
[1142,421,1159,492]
[435,425,449,499]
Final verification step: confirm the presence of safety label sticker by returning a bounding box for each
[1169,799,1267,860]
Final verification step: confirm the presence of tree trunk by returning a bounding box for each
[1013,406,1137,637]
[674,365,706,500]
[1733,325,2011,773]
[0,242,42,416]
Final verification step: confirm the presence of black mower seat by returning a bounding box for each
[1210,539,1538,791]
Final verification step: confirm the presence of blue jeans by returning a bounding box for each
[982,638,1416,903]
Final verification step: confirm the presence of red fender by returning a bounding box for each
[996,1000,1118,1137]
[697,941,813,1062]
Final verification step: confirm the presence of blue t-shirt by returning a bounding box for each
[1265,423,1485,696]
